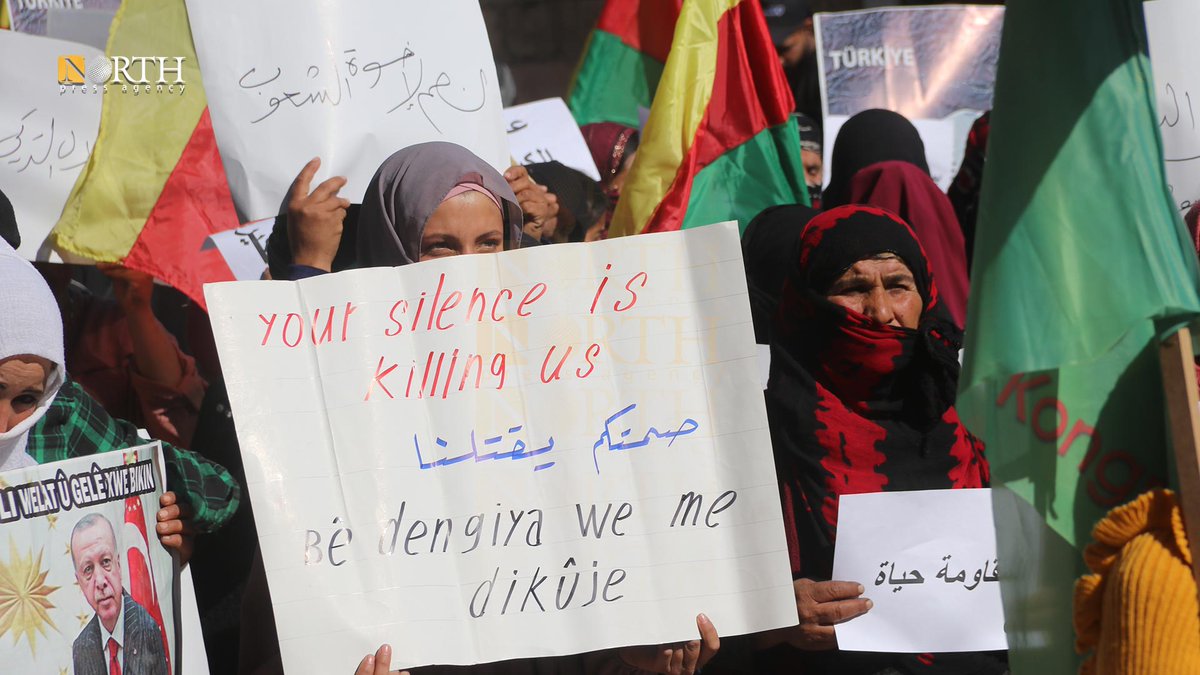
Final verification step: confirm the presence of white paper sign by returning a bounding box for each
[204,218,274,281]
[185,0,509,222]
[205,223,795,672]
[504,98,601,181]
[1146,0,1200,216]
[832,488,1006,653]
[0,31,102,259]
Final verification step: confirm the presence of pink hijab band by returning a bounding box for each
[443,182,502,212]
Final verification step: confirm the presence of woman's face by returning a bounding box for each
[824,255,923,329]
[419,191,505,261]
[0,355,51,433]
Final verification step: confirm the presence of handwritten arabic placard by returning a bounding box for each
[504,98,601,181]
[0,442,177,674]
[205,222,796,672]
[204,217,274,281]
[832,488,1007,653]
[1146,0,1200,215]
[184,0,509,222]
[0,30,102,260]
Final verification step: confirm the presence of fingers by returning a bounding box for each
[372,644,392,675]
[804,579,865,603]
[290,157,321,203]
[159,491,177,508]
[309,175,350,205]
[354,653,373,675]
[812,597,872,625]
[696,613,719,667]
[679,640,700,674]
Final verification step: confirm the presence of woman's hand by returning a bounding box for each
[785,579,871,650]
[353,644,410,675]
[619,613,719,674]
[504,165,558,241]
[288,157,351,272]
[156,491,196,565]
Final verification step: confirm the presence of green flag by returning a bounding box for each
[958,0,1200,672]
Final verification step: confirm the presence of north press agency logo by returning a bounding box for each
[57,54,187,95]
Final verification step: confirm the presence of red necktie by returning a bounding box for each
[107,637,121,675]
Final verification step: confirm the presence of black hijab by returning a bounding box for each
[823,109,929,210]
[742,203,818,344]
[525,161,609,243]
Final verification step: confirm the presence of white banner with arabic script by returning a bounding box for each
[832,488,1006,653]
[184,0,509,222]
[205,222,796,672]
[0,31,102,260]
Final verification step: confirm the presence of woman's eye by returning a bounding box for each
[12,394,38,411]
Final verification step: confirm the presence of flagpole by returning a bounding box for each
[1158,326,1200,600]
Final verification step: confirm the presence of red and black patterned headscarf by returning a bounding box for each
[767,205,989,579]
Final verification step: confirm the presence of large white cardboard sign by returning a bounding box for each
[184,0,510,222]
[833,488,1007,653]
[1146,0,1200,215]
[504,98,602,181]
[205,222,796,672]
[0,31,102,260]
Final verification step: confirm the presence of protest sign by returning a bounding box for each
[504,98,601,181]
[185,0,510,222]
[1146,0,1200,215]
[7,0,120,38]
[203,218,274,281]
[0,31,102,260]
[205,222,796,671]
[815,5,1003,189]
[0,442,176,674]
[832,488,1006,653]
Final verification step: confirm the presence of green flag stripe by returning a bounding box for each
[568,29,665,128]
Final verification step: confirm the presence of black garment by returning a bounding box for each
[823,109,930,210]
[73,592,168,675]
[742,203,818,344]
[525,161,609,243]
[0,187,18,249]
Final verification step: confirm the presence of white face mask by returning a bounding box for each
[0,363,62,471]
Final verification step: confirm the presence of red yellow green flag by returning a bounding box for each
[568,0,681,128]
[51,0,238,307]
[609,0,806,237]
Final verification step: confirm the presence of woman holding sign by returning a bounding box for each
[755,205,1005,673]
[242,141,719,675]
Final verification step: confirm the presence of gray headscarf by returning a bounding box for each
[356,142,524,267]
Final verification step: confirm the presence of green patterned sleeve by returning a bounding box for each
[29,379,241,533]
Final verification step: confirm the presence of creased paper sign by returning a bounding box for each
[184,0,509,222]
[205,222,796,672]
[203,218,275,281]
[815,5,1004,190]
[504,98,601,181]
[0,442,176,675]
[1146,0,1200,215]
[832,488,1006,653]
[0,30,102,260]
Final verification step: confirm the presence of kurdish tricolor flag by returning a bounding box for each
[51,0,239,308]
[957,0,1200,671]
[609,0,806,238]
[568,0,681,127]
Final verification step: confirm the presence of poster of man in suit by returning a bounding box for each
[70,513,168,675]
[0,443,175,674]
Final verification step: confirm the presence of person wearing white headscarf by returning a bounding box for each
[0,241,65,470]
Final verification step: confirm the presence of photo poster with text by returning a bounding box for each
[0,442,176,675]
[185,0,510,223]
[0,30,103,261]
[205,222,797,672]
[1146,0,1200,217]
[815,5,1004,190]
[7,0,120,44]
